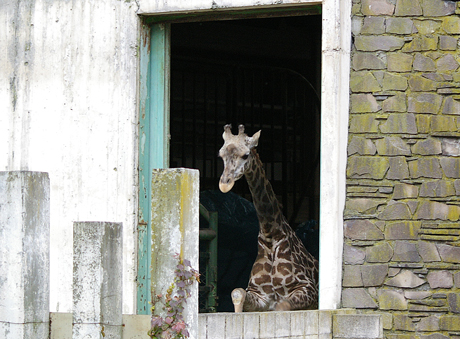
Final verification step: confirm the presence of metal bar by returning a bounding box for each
[207,210,218,311]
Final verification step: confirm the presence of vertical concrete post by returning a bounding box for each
[151,168,199,339]
[0,171,50,338]
[73,222,123,339]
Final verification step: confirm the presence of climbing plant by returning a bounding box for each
[149,254,200,339]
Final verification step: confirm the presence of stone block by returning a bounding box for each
[418,241,441,262]
[413,19,442,35]
[448,293,460,313]
[355,36,405,52]
[440,158,460,178]
[442,16,460,34]
[393,183,419,199]
[416,114,431,133]
[343,265,363,287]
[342,288,378,309]
[345,198,386,216]
[420,180,455,197]
[353,52,386,71]
[417,315,440,332]
[344,219,385,240]
[385,221,421,240]
[408,158,443,179]
[362,264,389,286]
[385,269,425,288]
[378,290,408,310]
[375,137,410,156]
[437,54,459,72]
[361,16,386,34]
[414,201,460,221]
[421,0,456,16]
[350,115,381,134]
[382,73,408,91]
[388,335,418,339]
[351,71,382,92]
[348,136,377,155]
[413,54,436,72]
[439,35,458,51]
[395,0,422,16]
[437,243,460,263]
[344,244,366,265]
[405,291,430,300]
[403,35,438,52]
[427,270,453,288]
[333,314,383,339]
[455,271,460,288]
[394,314,415,331]
[409,75,436,91]
[439,315,460,331]
[442,97,460,115]
[432,115,458,133]
[382,93,408,112]
[362,0,395,15]
[393,241,421,262]
[421,334,449,339]
[387,157,410,179]
[380,113,417,134]
[386,17,417,34]
[388,53,413,72]
[441,137,460,155]
[366,242,394,263]
[347,156,389,179]
[0,172,50,339]
[377,202,412,220]
[412,138,442,155]
[408,92,443,114]
[351,95,381,113]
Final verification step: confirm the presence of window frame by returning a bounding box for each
[138,0,351,313]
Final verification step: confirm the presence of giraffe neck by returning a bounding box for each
[245,149,284,240]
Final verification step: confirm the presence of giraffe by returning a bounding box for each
[218,124,319,312]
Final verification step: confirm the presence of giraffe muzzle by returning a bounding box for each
[219,178,234,193]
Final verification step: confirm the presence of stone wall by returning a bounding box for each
[345,0,460,338]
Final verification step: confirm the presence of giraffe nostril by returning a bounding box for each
[226,178,231,184]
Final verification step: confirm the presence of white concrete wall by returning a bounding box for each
[0,1,140,314]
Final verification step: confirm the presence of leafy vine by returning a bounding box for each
[149,254,200,339]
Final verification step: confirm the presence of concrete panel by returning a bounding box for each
[333,314,383,339]
[0,0,140,314]
[50,313,72,339]
[225,313,244,339]
[0,171,50,338]
[73,221,123,339]
[150,168,200,339]
[138,0,321,14]
[205,313,226,339]
[242,312,260,339]
[122,314,151,339]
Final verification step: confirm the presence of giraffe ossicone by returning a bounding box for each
[218,124,319,312]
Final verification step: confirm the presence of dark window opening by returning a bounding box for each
[170,14,322,313]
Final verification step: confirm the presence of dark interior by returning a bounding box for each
[170,14,322,312]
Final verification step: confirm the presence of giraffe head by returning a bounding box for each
[218,124,261,193]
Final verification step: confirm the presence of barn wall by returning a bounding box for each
[345,0,460,337]
[0,1,140,313]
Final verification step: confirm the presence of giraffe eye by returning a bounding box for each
[242,153,249,160]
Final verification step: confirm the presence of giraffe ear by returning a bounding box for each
[249,130,261,149]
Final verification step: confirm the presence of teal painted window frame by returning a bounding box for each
[138,23,171,315]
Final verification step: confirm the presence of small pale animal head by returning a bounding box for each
[218,124,261,193]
